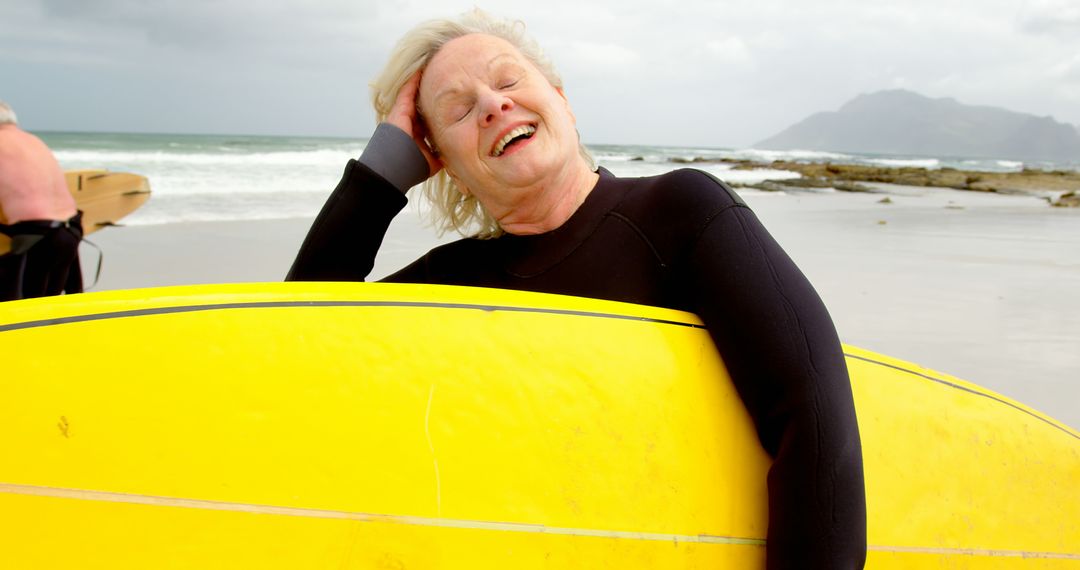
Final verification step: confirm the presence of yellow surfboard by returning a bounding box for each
[0,169,150,254]
[0,283,1077,568]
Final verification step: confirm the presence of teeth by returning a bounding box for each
[492,125,536,157]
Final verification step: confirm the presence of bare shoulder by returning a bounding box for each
[0,127,45,158]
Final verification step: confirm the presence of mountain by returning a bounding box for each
[755,90,1080,162]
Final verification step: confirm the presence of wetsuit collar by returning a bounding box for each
[500,167,628,278]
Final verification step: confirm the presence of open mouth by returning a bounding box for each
[491,124,537,157]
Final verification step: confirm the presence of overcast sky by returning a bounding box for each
[3,0,1079,147]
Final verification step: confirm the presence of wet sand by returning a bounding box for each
[80,185,1080,429]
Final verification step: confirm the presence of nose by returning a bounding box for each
[478,88,514,127]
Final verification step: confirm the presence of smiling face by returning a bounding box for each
[418,34,585,217]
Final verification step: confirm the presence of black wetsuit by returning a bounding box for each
[0,212,83,302]
[288,125,867,569]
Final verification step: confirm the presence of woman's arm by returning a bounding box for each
[284,134,417,281]
[286,124,428,281]
[685,194,867,569]
[288,71,438,282]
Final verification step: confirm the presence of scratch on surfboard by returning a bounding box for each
[425,384,442,516]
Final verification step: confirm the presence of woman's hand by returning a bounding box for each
[386,71,442,178]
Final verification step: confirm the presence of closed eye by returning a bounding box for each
[499,79,519,90]
[442,101,472,123]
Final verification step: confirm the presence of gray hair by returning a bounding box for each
[0,101,18,125]
[371,9,594,238]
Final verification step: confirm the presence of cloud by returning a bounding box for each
[27,0,390,69]
[554,41,642,73]
[1018,0,1080,36]
[1049,53,1080,80]
[704,36,753,66]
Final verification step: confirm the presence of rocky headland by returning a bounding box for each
[754,89,1080,163]
[668,156,1080,207]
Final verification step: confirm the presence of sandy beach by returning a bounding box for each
[80,185,1080,430]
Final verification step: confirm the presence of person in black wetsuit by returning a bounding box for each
[288,10,866,569]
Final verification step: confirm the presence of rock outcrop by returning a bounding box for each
[668,156,1080,203]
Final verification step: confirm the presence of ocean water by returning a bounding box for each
[38,131,1077,226]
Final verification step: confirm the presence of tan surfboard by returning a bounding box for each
[0,170,150,254]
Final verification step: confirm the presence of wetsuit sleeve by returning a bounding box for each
[360,123,431,194]
[285,159,408,281]
[286,124,429,282]
[685,200,867,569]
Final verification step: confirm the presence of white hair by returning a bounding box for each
[370,9,594,238]
[0,101,18,125]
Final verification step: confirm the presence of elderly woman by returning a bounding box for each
[288,10,866,569]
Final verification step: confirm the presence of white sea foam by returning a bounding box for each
[592,153,640,162]
[52,141,354,224]
[866,158,941,168]
[996,160,1024,169]
[56,148,361,167]
[709,167,801,184]
[732,149,854,162]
